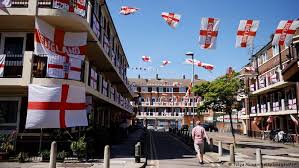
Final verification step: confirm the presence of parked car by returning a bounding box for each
[156,125,165,132]
[147,124,155,130]
[202,123,218,132]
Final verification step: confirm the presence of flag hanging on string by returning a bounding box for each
[161,12,181,28]
[0,0,11,7]
[272,20,299,46]
[142,56,151,62]
[34,17,87,80]
[199,17,220,49]
[199,62,214,71]
[184,58,200,65]
[26,84,88,129]
[53,0,87,17]
[236,20,259,48]
[120,6,139,15]
[0,54,5,77]
[161,60,171,67]
[244,66,255,72]
[90,68,98,90]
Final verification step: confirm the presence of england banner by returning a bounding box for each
[0,0,11,7]
[90,68,98,89]
[142,56,151,62]
[199,17,220,49]
[236,20,259,48]
[47,55,82,80]
[161,12,181,28]
[272,20,299,46]
[26,84,88,129]
[35,17,87,80]
[53,0,87,17]
[0,54,5,77]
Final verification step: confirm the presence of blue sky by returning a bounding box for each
[106,0,298,81]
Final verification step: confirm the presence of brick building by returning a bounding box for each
[0,0,133,150]
[239,29,299,141]
[129,75,204,130]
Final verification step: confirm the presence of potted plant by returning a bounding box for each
[40,150,50,161]
[0,131,16,160]
[70,136,86,161]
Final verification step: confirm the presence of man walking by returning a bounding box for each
[192,120,210,164]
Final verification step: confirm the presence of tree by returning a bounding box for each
[194,71,243,145]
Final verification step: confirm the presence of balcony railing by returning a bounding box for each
[141,101,199,107]
[137,112,185,117]
[250,99,297,115]
[9,0,29,8]
[0,54,23,78]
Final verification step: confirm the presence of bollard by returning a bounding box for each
[49,141,57,168]
[230,144,235,164]
[218,141,223,156]
[256,148,263,168]
[104,145,110,168]
[135,142,141,163]
[209,138,214,152]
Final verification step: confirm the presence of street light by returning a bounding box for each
[185,51,195,128]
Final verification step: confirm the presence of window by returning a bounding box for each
[159,87,163,92]
[272,45,279,56]
[173,87,179,92]
[261,52,268,63]
[179,87,186,92]
[141,87,147,92]
[0,100,19,125]
[148,87,152,92]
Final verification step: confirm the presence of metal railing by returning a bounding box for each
[0,54,24,78]
[9,0,29,8]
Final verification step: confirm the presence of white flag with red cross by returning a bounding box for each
[120,6,139,15]
[272,20,299,46]
[142,56,151,62]
[161,12,181,28]
[25,84,88,129]
[0,0,11,7]
[53,0,87,17]
[290,114,298,126]
[199,62,214,71]
[236,20,260,48]
[161,60,171,67]
[35,17,87,80]
[199,17,220,49]
[184,58,201,65]
[244,66,255,72]
[185,83,192,97]
[90,68,98,90]
[0,54,5,77]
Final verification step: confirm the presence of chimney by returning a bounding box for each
[183,74,186,79]
[156,74,159,80]
[138,74,141,79]
[194,74,198,80]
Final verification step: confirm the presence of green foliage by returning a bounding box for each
[194,71,242,112]
[0,131,16,153]
[70,136,86,157]
[57,151,66,161]
[40,150,50,161]
[17,152,28,163]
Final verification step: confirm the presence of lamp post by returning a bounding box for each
[186,52,195,128]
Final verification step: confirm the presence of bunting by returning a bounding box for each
[161,60,171,67]
[0,0,11,7]
[236,20,259,48]
[199,17,220,49]
[0,54,5,77]
[53,0,87,17]
[142,56,151,62]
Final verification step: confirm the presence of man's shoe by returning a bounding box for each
[200,161,204,165]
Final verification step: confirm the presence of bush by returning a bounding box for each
[17,152,28,163]
[57,151,66,162]
[40,150,50,161]
[70,136,86,159]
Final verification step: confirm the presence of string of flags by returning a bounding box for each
[119,5,299,48]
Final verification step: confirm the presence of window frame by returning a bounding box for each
[0,97,21,133]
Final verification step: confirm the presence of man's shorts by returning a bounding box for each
[194,143,205,154]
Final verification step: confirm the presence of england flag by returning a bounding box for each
[199,17,220,49]
[236,20,259,48]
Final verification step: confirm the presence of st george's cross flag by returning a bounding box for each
[272,20,299,46]
[198,62,214,71]
[0,54,5,77]
[120,6,139,15]
[236,20,260,48]
[184,58,201,65]
[161,60,171,67]
[0,0,11,7]
[142,56,151,62]
[245,66,255,72]
[90,68,98,90]
[53,0,87,17]
[25,84,88,129]
[161,12,181,28]
[199,17,220,49]
[35,17,87,80]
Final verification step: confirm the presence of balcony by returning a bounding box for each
[136,112,185,119]
[0,54,23,78]
[249,99,297,117]
[140,101,199,107]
